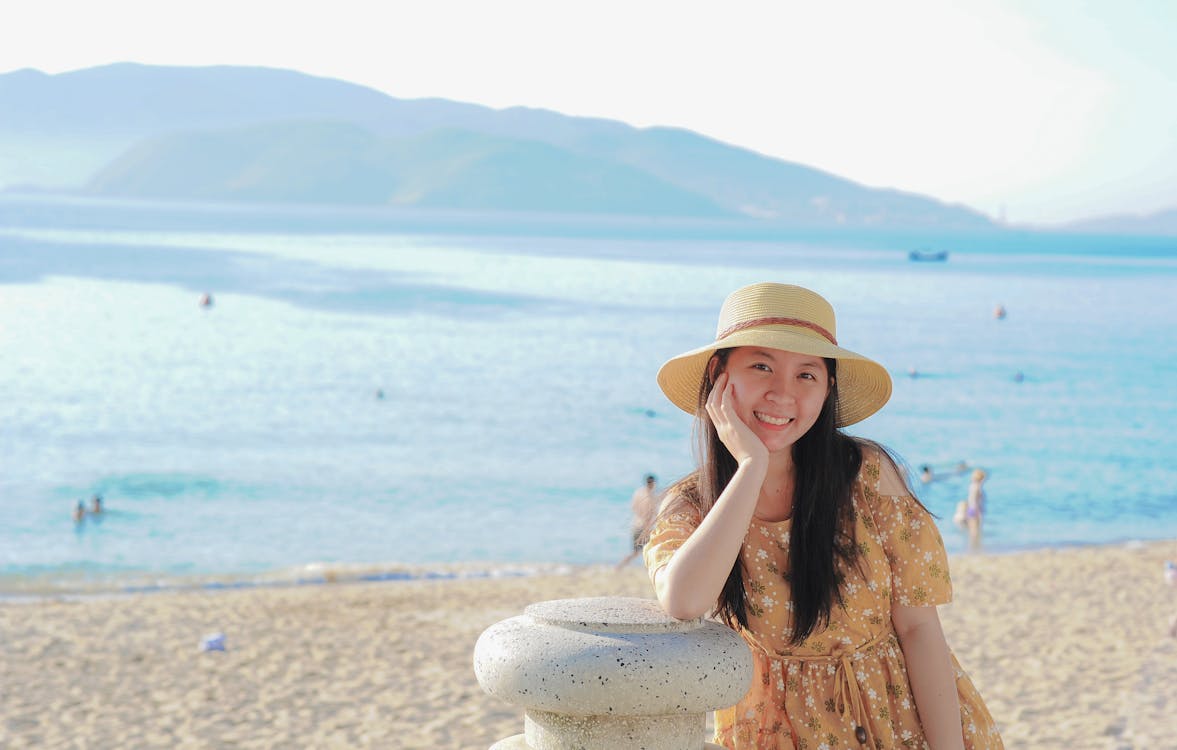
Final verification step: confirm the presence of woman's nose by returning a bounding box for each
[765,377,795,402]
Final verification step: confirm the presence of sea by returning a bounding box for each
[1,195,1175,596]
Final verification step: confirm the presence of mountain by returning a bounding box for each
[1,63,995,228]
[1062,207,1177,237]
[87,123,730,216]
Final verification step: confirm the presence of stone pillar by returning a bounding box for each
[473,596,752,750]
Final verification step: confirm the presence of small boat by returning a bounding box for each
[908,249,949,262]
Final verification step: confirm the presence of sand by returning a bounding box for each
[2,540,1176,750]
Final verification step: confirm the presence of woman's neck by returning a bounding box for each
[755,452,796,521]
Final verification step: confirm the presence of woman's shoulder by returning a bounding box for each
[853,440,913,497]
[663,472,702,502]
[655,472,704,523]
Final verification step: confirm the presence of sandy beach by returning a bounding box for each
[2,540,1175,750]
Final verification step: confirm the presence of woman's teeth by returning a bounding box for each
[755,412,793,426]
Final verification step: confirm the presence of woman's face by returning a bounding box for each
[718,347,832,454]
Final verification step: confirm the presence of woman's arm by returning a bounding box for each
[892,604,966,750]
[653,372,767,620]
[653,458,764,619]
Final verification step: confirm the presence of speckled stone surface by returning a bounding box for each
[474,596,752,749]
[523,709,702,748]
[523,597,702,634]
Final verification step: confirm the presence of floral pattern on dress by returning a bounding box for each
[644,446,1003,749]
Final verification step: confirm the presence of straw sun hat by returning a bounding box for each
[656,283,892,427]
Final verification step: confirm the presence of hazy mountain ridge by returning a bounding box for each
[89,122,731,216]
[0,63,1003,227]
[1061,207,1177,236]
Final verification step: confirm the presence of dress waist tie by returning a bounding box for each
[760,629,893,747]
[833,651,875,747]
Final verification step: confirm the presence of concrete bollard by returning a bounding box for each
[473,596,752,749]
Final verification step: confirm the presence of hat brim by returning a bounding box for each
[656,327,892,427]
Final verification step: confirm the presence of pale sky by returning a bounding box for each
[3,0,1175,225]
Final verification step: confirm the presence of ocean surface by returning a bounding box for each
[2,196,1175,594]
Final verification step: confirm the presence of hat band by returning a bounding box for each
[718,316,837,345]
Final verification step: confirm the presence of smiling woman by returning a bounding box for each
[645,282,1003,749]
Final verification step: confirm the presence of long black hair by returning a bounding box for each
[661,348,864,644]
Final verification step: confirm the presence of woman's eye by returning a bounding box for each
[799,372,816,380]
[752,363,771,372]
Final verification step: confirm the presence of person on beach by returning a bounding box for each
[616,474,660,570]
[954,470,987,552]
[644,283,1002,749]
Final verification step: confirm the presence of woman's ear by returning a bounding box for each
[706,354,721,381]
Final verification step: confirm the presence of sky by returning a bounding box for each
[3,0,1175,225]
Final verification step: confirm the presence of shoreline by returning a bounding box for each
[0,561,572,602]
[2,534,1171,602]
[2,539,1175,748]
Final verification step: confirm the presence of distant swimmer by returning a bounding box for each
[919,465,934,484]
[919,461,970,483]
[90,494,103,514]
[72,500,86,524]
[199,293,214,308]
[993,304,1006,320]
[375,389,385,400]
[1013,371,1025,383]
[907,366,919,379]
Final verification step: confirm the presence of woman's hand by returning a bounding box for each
[706,372,769,467]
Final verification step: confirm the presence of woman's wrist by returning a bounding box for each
[735,455,769,481]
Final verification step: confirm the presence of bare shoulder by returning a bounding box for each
[664,473,699,501]
[858,441,913,496]
[877,458,911,496]
[656,474,703,519]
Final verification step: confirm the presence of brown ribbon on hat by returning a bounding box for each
[718,316,837,345]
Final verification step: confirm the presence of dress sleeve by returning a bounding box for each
[861,449,953,607]
[642,505,702,584]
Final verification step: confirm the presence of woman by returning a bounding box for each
[644,282,1002,749]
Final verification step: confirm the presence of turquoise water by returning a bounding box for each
[1,197,1175,593]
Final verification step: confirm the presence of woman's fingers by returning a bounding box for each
[718,380,740,428]
[706,372,727,422]
[711,378,768,464]
[707,378,735,433]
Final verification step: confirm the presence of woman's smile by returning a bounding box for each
[753,411,794,428]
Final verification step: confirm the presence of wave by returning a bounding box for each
[0,559,589,601]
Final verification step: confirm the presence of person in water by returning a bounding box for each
[644,282,1003,748]
[615,474,661,570]
[954,469,987,552]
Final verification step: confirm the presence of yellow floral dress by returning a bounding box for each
[644,448,1003,749]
